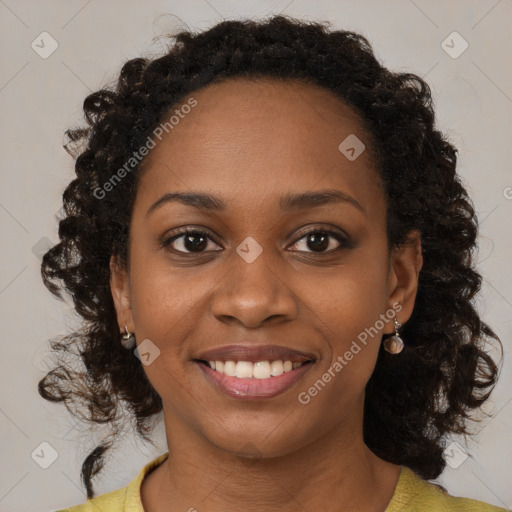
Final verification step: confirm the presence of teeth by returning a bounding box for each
[206,359,307,379]
[270,360,284,376]
[235,361,253,378]
[223,360,236,377]
[253,361,270,379]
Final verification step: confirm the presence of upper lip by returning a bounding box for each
[195,344,317,363]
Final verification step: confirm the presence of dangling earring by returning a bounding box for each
[383,317,404,354]
[121,325,136,349]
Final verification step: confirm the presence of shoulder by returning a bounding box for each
[55,452,170,512]
[386,466,508,512]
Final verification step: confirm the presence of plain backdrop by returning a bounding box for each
[0,1,511,511]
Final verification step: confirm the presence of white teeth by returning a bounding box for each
[235,361,253,378]
[270,360,284,376]
[206,359,307,379]
[224,360,236,377]
[253,361,271,379]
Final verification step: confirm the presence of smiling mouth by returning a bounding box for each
[195,358,316,399]
[195,359,314,379]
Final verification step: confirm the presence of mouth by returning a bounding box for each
[195,359,315,400]
[193,344,317,400]
[195,359,312,379]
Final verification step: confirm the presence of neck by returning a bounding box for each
[142,402,400,512]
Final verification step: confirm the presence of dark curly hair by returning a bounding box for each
[38,14,502,499]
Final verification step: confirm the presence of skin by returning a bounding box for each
[110,77,423,512]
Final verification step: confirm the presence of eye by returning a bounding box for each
[288,228,349,254]
[162,226,351,256]
[162,228,222,254]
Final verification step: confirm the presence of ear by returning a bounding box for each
[384,229,423,334]
[110,255,134,333]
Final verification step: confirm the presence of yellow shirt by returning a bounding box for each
[56,452,507,511]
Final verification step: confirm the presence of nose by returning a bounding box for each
[210,250,298,329]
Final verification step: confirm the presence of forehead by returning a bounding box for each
[135,77,383,216]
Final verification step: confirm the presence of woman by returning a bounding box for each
[41,15,507,512]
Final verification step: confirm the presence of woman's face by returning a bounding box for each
[111,77,422,458]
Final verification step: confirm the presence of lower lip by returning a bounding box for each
[196,361,314,400]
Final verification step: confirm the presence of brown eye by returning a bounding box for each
[162,229,222,254]
[289,229,348,254]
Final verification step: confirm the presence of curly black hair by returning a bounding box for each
[38,15,502,499]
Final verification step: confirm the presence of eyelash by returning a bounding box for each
[161,226,350,256]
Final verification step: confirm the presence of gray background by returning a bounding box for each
[0,1,511,511]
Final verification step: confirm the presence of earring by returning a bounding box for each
[121,325,136,349]
[383,317,404,354]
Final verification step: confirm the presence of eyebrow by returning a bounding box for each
[146,189,366,217]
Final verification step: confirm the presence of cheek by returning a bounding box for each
[127,256,209,399]
[317,255,389,340]
[129,256,207,340]
[306,251,390,394]
[127,245,237,392]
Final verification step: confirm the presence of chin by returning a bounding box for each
[204,422,312,460]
